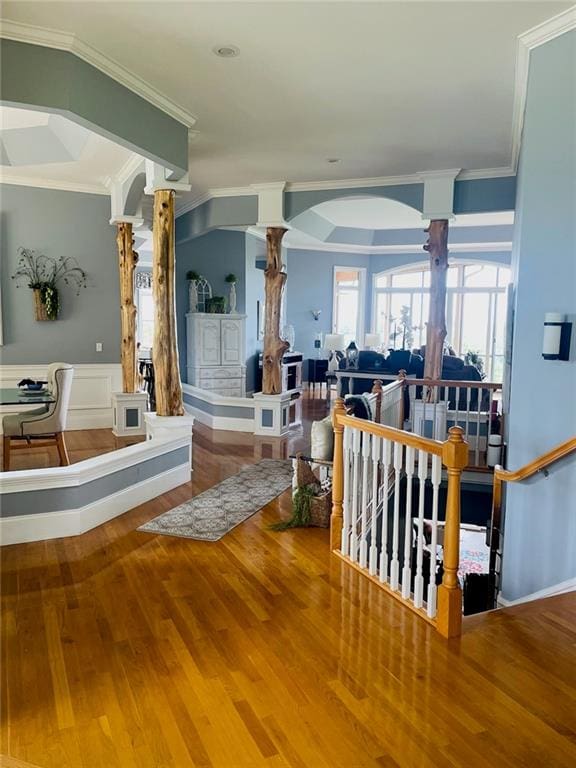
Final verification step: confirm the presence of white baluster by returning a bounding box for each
[350,428,361,561]
[475,387,482,467]
[401,446,415,599]
[413,449,428,608]
[369,434,380,575]
[427,454,442,618]
[359,432,371,569]
[341,426,352,556]
[432,390,438,440]
[390,441,403,591]
[379,439,392,583]
[465,388,471,445]
[455,386,460,432]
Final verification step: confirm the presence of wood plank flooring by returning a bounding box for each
[2,398,576,767]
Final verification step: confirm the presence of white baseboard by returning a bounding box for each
[184,403,254,432]
[498,577,576,607]
[0,463,189,545]
[0,363,122,433]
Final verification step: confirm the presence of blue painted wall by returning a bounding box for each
[285,249,371,362]
[502,31,576,601]
[0,184,120,364]
[244,233,266,393]
[175,229,247,378]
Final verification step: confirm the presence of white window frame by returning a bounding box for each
[332,265,366,345]
[372,261,510,380]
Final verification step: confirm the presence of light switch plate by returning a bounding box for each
[96,342,103,352]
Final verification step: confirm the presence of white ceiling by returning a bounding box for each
[0,106,134,192]
[1,1,570,197]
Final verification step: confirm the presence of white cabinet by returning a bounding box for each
[186,313,246,397]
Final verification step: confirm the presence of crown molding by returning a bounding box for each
[511,6,576,172]
[0,19,197,128]
[0,173,109,195]
[245,226,511,255]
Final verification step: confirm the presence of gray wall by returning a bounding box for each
[502,31,576,601]
[285,248,371,362]
[0,184,120,364]
[175,229,247,377]
[1,40,188,174]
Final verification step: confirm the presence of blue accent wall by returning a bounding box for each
[502,31,576,601]
[175,229,247,378]
[244,233,266,392]
[0,184,120,364]
[285,249,371,362]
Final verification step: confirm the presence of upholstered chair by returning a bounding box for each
[2,363,74,471]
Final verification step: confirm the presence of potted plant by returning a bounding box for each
[11,247,88,321]
[206,296,226,314]
[225,273,237,314]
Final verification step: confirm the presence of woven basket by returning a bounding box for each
[294,455,332,528]
[33,289,49,321]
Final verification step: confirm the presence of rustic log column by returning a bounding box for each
[423,219,449,394]
[116,222,139,393]
[152,189,184,416]
[262,226,289,395]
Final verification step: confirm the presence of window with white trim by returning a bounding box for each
[372,262,511,381]
[333,267,366,347]
[136,271,154,350]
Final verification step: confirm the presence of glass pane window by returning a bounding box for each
[334,267,364,346]
[464,264,499,288]
[391,270,423,288]
[137,287,154,349]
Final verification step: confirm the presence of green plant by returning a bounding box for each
[11,247,88,320]
[390,304,415,350]
[206,296,226,314]
[270,484,317,530]
[186,270,200,281]
[225,273,237,284]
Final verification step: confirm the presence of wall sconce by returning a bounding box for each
[311,309,322,321]
[543,313,572,361]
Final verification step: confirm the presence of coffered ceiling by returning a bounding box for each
[1,1,571,198]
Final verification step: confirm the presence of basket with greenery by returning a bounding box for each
[11,247,88,321]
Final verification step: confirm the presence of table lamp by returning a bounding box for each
[324,333,345,372]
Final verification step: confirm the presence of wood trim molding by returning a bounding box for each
[0,19,197,128]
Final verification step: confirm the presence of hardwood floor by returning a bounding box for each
[2,397,576,767]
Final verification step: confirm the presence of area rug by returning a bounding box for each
[138,459,293,541]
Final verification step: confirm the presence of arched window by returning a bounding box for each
[373,262,511,381]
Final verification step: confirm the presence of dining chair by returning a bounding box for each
[2,362,74,471]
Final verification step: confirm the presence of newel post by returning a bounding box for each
[371,380,383,424]
[330,398,347,551]
[437,426,468,638]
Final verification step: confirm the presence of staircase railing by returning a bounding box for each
[330,397,469,638]
[334,370,502,470]
[488,436,576,605]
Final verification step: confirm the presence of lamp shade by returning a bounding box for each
[323,333,345,352]
[364,333,381,349]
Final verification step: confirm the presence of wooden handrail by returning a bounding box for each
[488,436,576,607]
[336,412,444,456]
[334,369,502,390]
[493,436,576,484]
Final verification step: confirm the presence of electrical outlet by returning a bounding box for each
[96,342,103,352]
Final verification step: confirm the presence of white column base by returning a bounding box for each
[253,391,298,437]
[144,412,195,469]
[112,392,149,437]
[412,400,448,441]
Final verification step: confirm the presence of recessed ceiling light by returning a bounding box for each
[213,45,240,58]
[327,158,341,164]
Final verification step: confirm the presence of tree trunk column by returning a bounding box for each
[152,189,184,416]
[262,227,289,395]
[423,219,449,387]
[116,222,139,393]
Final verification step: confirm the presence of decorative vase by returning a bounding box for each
[188,280,198,313]
[33,288,50,321]
[229,282,237,314]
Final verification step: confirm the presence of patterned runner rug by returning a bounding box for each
[138,459,293,541]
